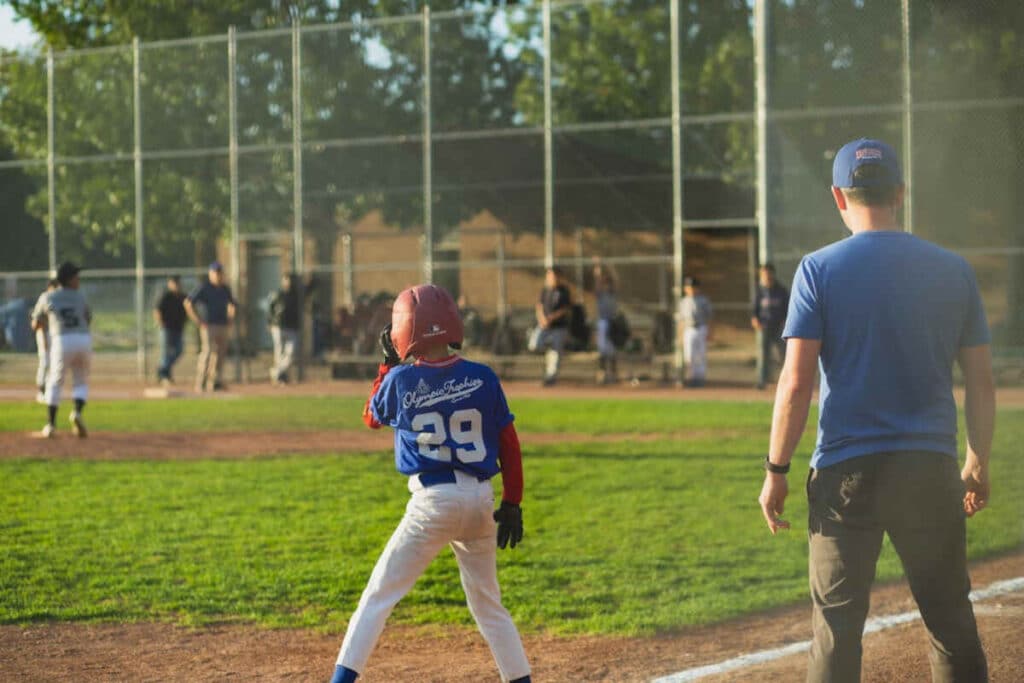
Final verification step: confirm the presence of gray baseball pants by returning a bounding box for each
[806,451,987,683]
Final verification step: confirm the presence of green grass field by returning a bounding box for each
[1,398,1021,636]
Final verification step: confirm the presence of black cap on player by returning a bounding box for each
[56,261,82,286]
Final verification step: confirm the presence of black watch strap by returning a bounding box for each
[765,456,790,474]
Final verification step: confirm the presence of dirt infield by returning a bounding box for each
[2,382,1021,681]
[1,552,1020,682]
[3,378,1024,406]
[0,428,738,461]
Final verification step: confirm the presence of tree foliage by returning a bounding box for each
[0,0,1020,309]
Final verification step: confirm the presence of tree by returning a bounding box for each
[508,0,755,232]
[0,1,527,269]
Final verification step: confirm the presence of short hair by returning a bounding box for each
[841,165,901,207]
[548,266,565,278]
[47,278,59,288]
[759,263,775,273]
[168,275,181,284]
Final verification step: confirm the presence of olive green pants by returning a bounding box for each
[806,451,987,683]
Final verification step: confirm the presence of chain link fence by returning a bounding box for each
[0,0,1020,381]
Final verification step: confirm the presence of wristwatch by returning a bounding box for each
[764,456,790,475]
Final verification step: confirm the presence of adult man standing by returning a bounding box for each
[527,267,571,386]
[758,138,992,682]
[267,273,300,385]
[153,275,188,386]
[30,279,59,403]
[751,263,789,390]
[184,262,237,392]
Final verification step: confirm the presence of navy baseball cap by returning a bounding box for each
[832,138,903,188]
[209,261,223,271]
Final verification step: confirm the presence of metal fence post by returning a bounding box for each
[496,230,508,321]
[669,0,685,380]
[342,233,354,310]
[133,37,147,380]
[229,26,242,382]
[422,6,434,284]
[292,20,306,381]
[754,0,770,385]
[901,0,914,234]
[542,0,554,269]
[755,0,770,265]
[46,47,56,275]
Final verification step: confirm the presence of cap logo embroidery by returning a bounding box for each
[855,148,883,160]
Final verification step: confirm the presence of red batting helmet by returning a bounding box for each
[390,284,464,360]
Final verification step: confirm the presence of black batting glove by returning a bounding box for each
[379,323,401,367]
[493,502,523,549]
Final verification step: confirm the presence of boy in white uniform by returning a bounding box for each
[36,262,92,438]
[677,276,713,387]
[30,279,59,403]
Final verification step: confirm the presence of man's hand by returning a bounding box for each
[494,502,523,549]
[751,317,762,331]
[962,452,990,517]
[758,472,790,535]
[379,323,401,367]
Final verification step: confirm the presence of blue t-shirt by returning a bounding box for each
[188,282,235,325]
[371,357,514,480]
[784,231,990,469]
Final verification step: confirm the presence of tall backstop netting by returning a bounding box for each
[0,0,1020,378]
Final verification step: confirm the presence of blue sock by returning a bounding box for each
[329,664,358,683]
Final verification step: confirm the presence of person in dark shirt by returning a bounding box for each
[268,273,300,385]
[526,267,571,386]
[184,262,237,392]
[750,263,790,389]
[153,275,188,385]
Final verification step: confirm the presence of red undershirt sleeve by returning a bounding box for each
[497,422,524,504]
[361,364,390,429]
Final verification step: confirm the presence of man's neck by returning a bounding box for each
[846,206,901,234]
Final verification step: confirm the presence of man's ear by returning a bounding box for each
[831,186,848,211]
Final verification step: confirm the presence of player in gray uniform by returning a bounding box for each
[36,262,92,438]
[677,276,713,387]
[30,279,59,404]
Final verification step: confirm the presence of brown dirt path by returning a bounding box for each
[1,552,1020,682]
[3,379,1023,405]
[0,428,737,460]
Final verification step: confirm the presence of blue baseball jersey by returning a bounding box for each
[371,357,514,480]
[784,231,990,469]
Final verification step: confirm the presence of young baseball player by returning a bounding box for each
[36,262,92,438]
[30,278,59,403]
[677,276,713,387]
[329,284,531,683]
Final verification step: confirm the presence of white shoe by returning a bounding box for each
[70,412,87,438]
[41,423,55,438]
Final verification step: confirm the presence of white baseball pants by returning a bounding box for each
[270,325,298,380]
[336,471,530,681]
[528,326,567,380]
[35,329,50,388]
[683,325,708,381]
[44,332,91,406]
